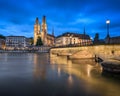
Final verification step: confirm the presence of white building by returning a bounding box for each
[55,32,92,47]
[6,36,27,48]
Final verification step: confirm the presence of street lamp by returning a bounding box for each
[106,19,110,37]
[106,19,110,44]
[106,20,110,24]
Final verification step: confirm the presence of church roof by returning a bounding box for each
[56,32,90,39]
[47,34,54,37]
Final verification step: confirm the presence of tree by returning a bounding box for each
[0,34,5,39]
[36,37,43,46]
[29,37,34,45]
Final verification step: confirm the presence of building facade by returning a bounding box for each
[34,16,55,46]
[105,30,120,44]
[5,36,27,48]
[0,39,5,49]
[55,32,92,47]
[109,36,120,44]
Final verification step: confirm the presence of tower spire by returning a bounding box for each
[42,15,47,32]
[42,15,47,46]
[84,27,86,35]
[34,17,40,45]
[52,27,54,36]
[35,17,39,25]
[42,15,46,24]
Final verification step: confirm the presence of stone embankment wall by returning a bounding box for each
[50,45,120,60]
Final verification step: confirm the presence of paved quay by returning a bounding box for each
[101,59,120,73]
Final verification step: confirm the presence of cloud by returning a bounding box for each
[0,0,120,38]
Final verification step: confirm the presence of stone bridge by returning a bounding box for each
[50,45,120,61]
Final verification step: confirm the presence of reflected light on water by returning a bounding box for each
[87,65,92,77]
[0,53,119,96]
[68,75,73,83]
[68,75,73,87]
[57,67,61,77]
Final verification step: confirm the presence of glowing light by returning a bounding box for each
[106,20,110,24]
[87,65,92,77]
[90,37,93,40]
[58,67,61,77]
[68,75,73,85]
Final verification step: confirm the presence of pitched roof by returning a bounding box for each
[56,32,90,39]
[47,34,55,37]
[111,36,120,39]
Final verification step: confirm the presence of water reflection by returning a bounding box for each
[57,67,61,77]
[33,53,49,80]
[50,53,120,96]
[50,53,102,80]
[0,53,119,96]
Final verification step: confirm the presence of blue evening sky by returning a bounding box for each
[0,0,120,39]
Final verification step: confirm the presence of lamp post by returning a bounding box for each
[106,19,110,37]
[106,19,110,44]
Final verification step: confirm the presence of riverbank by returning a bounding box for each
[101,59,120,73]
[0,50,49,53]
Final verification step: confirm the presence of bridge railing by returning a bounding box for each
[53,43,120,48]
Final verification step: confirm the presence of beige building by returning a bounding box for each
[55,32,92,47]
[34,16,55,46]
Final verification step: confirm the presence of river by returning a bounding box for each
[0,53,120,96]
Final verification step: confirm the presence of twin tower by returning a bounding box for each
[34,16,55,46]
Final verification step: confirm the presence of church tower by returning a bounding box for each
[83,27,86,39]
[41,16,47,46]
[34,17,41,45]
[33,16,54,46]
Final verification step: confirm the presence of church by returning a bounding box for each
[34,16,55,46]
